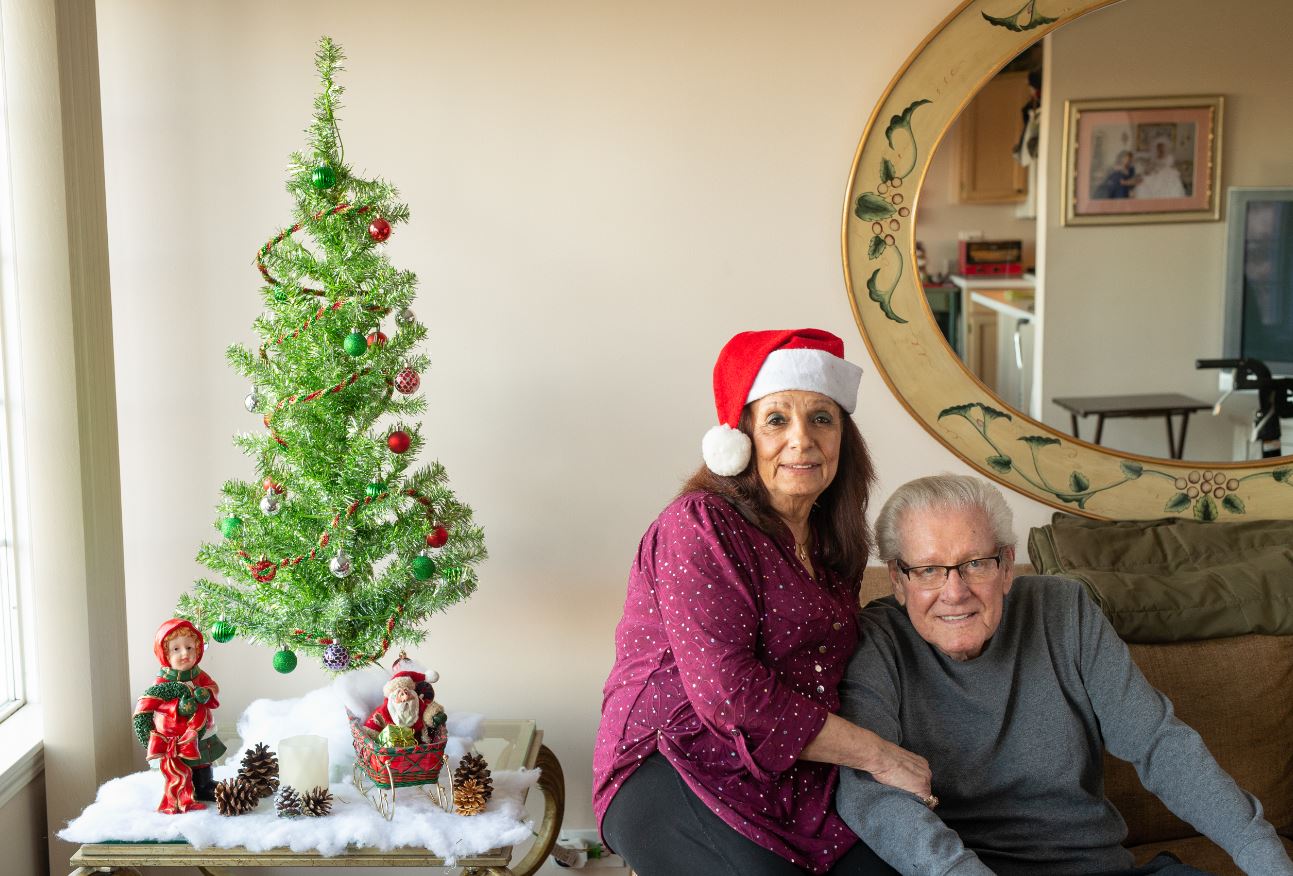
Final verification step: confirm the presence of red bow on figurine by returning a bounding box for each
[148,728,203,813]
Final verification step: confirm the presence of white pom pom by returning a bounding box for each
[702,424,752,476]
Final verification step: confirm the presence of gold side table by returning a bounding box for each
[69,719,564,876]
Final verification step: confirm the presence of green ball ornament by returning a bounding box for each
[365,482,385,498]
[273,649,298,674]
[343,332,367,356]
[221,516,243,538]
[211,620,236,643]
[411,555,436,581]
[273,287,289,303]
[310,165,337,190]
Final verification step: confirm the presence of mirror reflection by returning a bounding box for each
[916,0,1293,463]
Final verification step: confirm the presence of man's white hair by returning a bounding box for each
[874,474,1016,562]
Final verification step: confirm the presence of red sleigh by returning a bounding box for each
[347,709,450,819]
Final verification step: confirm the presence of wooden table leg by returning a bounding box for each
[1165,414,1178,459]
[1069,412,1080,439]
[511,744,565,876]
[1094,414,1105,446]
[1175,412,1191,459]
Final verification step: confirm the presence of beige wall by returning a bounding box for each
[91,0,1057,848]
[0,776,48,875]
[1040,0,1293,459]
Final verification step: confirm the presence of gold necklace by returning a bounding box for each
[794,533,812,565]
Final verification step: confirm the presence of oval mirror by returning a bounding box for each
[844,0,1293,519]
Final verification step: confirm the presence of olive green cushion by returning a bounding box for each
[1026,514,1293,643]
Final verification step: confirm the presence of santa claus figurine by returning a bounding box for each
[364,659,446,746]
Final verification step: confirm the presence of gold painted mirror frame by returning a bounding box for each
[843,0,1293,521]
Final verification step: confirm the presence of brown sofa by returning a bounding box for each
[858,564,1293,874]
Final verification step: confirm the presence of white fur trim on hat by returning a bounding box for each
[425,670,439,683]
[383,675,416,697]
[746,348,863,413]
[702,424,752,476]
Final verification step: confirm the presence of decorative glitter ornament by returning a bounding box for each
[426,525,449,548]
[273,287,289,303]
[365,482,385,498]
[441,564,463,585]
[250,559,278,583]
[395,368,420,394]
[329,549,353,579]
[322,643,351,671]
[262,478,286,494]
[260,493,282,516]
[244,389,261,412]
[395,307,416,326]
[387,431,411,454]
[411,555,435,581]
[272,649,297,674]
[343,331,367,356]
[367,217,392,242]
[310,165,337,190]
[211,620,236,643]
[221,516,243,539]
[366,331,388,348]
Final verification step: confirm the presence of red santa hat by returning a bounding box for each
[702,328,863,476]
[383,668,440,698]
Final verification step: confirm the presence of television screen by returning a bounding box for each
[1223,188,1293,376]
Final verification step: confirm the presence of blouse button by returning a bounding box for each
[816,684,826,694]
[814,664,823,673]
[818,645,827,654]
[832,622,843,631]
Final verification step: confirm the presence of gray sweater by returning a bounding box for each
[836,576,1292,876]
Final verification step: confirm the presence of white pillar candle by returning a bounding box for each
[278,734,329,792]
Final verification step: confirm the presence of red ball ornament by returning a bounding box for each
[426,525,449,548]
[387,430,411,454]
[368,217,392,242]
[395,368,421,394]
[367,331,388,348]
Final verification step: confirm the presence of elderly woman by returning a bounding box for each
[837,474,1293,876]
[594,329,928,876]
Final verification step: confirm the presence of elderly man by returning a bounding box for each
[837,474,1292,876]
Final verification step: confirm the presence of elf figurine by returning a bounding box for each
[132,619,228,813]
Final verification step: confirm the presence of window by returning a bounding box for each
[0,36,32,726]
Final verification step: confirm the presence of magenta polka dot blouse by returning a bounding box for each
[593,492,863,873]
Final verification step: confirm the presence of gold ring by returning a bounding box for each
[921,793,939,810]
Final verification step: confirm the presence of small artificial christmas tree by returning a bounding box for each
[180,37,485,672]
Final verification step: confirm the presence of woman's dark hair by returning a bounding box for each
[679,404,876,582]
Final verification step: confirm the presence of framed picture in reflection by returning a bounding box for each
[1062,95,1223,225]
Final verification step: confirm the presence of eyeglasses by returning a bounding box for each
[896,551,1004,590]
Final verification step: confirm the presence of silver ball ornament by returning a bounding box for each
[329,550,353,579]
[395,307,416,326]
[259,493,281,516]
[244,389,261,412]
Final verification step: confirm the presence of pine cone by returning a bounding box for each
[455,752,493,801]
[301,785,333,817]
[275,785,302,818]
[214,776,259,816]
[453,777,489,815]
[239,742,280,798]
